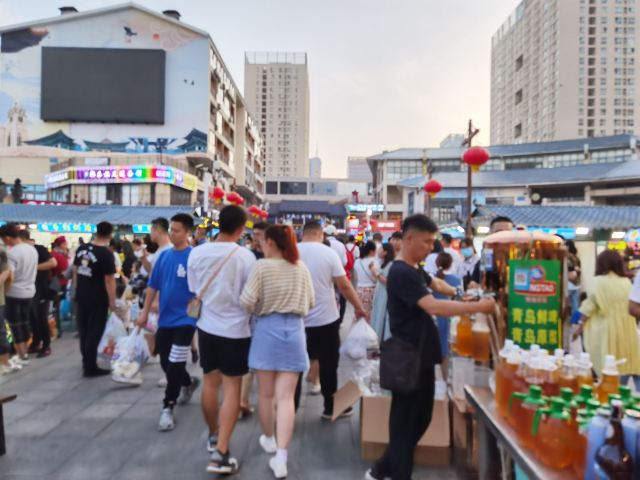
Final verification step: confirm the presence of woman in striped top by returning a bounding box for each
[240,224,314,479]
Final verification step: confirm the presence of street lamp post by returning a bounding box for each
[461,120,480,236]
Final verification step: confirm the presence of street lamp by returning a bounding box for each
[461,120,489,236]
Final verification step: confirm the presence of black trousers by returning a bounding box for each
[5,297,32,344]
[338,294,347,324]
[294,319,341,414]
[156,326,195,408]
[29,294,50,349]
[76,301,108,373]
[373,366,436,480]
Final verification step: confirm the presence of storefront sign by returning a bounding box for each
[527,227,576,240]
[38,223,96,233]
[346,204,385,213]
[132,224,151,234]
[508,259,562,351]
[44,165,198,192]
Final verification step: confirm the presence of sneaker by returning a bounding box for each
[206,449,239,474]
[322,406,354,420]
[259,434,277,454]
[11,355,29,367]
[0,363,21,375]
[269,456,288,479]
[177,377,200,405]
[364,468,390,480]
[37,347,51,359]
[309,383,321,395]
[157,377,168,388]
[206,432,219,453]
[148,355,160,365]
[158,407,175,432]
[83,368,110,377]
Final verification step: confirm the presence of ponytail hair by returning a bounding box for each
[265,224,299,264]
[436,252,453,279]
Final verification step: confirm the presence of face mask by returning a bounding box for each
[461,247,474,258]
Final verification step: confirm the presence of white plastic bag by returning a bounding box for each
[97,313,127,370]
[144,312,158,335]
[339,318,379,360]
[111,328,150,385]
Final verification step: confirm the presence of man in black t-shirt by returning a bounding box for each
[366,215,495,480]
[73,222,117,376]
[18,231,57,358]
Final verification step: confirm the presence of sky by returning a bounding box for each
[0,0,517,177]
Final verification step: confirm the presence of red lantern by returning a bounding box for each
[259,209,269,220]
[463,146,490,173]
[248,205,261,217]
[423,179,443,198]
[226,192,244,206]
[212,186,225,204]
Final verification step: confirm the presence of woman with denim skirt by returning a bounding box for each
[240,224,315,479]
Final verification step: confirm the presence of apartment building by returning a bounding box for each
[491,0,639,144]
[245,52,310,178]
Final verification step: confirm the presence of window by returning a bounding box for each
[516,55,524,71]
[266,181,278,194]
[514,123,523,138]
[515,89,523,105]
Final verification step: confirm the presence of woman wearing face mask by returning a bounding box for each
[459,237,480,290]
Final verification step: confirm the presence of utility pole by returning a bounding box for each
[462,120,480,236]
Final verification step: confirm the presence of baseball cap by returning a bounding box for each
[323,225,337,236]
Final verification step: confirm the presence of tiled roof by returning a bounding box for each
[476,205,640,229]
[397,161,639,188]
[368,135,637,161]
[0,204,192,225]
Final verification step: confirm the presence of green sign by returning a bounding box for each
[508,259,562,351]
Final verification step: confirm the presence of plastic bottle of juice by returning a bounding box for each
[496,348,520,418]
[621,408,640,475]
[471,313,491,363]
[575,384,595,408]
[533,396,573,468]
[510,384,547,450]
[573,415,591,479]
[455,314,473,357]
[558,354,578,393]
[585,408,611,480]
[595,400,633,479]
[542,358,560,397]
[554,348,565,367]
[577,352,595,388]
[512,351,531,396]
[560,387,579,419]
[597,355,620,404]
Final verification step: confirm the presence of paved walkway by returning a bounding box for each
[0,336,461,480]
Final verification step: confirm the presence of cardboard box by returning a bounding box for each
[450,394,479,471]
[333,382,451,466]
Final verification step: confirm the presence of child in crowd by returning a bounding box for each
[433,252,462,380]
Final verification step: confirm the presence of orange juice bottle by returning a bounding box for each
[513,384,547,450]
[471,313,491,362]
[497,349,521,418]
[560,387,579,419]
[525,356,545,389]
[542,358,560,397]
[495,340,513,416]
[572,415,590,479]
[576,352,594,388]
[534,397,573,468]
[455,314,473,357]
[597,355,620,404]
[553,348,565,367]
[558,354,578,393]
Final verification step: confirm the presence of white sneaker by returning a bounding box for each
[148,355,160,365]
[269,457,288,479]
[309,383,321,395]
[11,355,28,367]
[0,363,21,375]
[157,377,168,388]
[158,407,175,431]
[259,434,277,454]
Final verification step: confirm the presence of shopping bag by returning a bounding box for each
[111,328,150,385]
[339,318,379,360]
[97,313,127,370]
[143,312,159,335]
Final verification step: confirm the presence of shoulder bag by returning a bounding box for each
[379,320,427,395]
[186,245,240,319]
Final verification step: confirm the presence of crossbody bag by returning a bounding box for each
[186,245,239,319]
[379,319,428,395]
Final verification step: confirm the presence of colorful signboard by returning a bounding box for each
[508,259,562,351]
[44,165,198,192]
[38,223,96,233]
[346,204,385,213]
[132,224,151,234]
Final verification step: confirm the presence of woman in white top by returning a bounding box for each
[353,241,378,317]
[240,225,314,479]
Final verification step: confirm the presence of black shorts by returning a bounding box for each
[198,328,250,377]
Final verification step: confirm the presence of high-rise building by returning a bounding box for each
[491,0,639,145]
[245,52,310,178]
[309,156,322,177]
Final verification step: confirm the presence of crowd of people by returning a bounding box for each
[3,207,640,480]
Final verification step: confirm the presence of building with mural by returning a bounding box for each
[0,3,263,206]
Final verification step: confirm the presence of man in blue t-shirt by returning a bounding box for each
[137,213,199,432]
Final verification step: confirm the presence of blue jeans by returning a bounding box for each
[620,374,640,392]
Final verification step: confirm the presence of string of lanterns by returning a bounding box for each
[422,146,490,198]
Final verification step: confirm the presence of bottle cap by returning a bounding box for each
[530,344,541,356]
[554,348,564,359]
[560,387,575,404]
[609,393,622,404]
[625,409,640,420]
[505,339,514,350]
[603,354,618,374]
[507,349,520,365]
[579,352,591,362]
[579,384,594,397]
[563,354,576,367]
[596,407,611,418]
[586,399,601,412]
[619,385,631,400]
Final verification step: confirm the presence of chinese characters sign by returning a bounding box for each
[508,259,562,351]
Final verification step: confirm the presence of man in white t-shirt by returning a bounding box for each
[629,271,640,319]
[187,205,256,475]
[324,225,350,324]
[298,221,369,419]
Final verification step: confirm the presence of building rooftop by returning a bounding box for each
[368,134,638,162]
[245,52,307,65]
[397,161,639,189]
[475,205,640,230]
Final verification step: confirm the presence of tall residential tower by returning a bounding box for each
[245,52,310,177]
[491,0,639,145]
